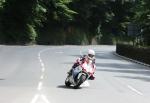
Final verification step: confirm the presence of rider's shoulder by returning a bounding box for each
[78,55,86,61]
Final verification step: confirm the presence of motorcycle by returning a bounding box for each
[65,65,92,89]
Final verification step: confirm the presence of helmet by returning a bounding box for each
[87,49,95,60]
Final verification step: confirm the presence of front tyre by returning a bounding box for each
[74,74,86,89]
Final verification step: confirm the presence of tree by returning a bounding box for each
[0,0,5,43]
[69,0,114,44]
[1,0,39,44]
[132,0,150,46]
[37,0,77,44]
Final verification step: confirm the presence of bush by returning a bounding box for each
[116,43,150,65]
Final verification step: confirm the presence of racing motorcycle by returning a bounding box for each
[65,64,93,89]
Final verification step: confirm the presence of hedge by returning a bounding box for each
[116,43,150,65]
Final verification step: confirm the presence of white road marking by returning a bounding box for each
[38,56,40,60]
[40,75,44,80]
[41,63,45,68]
[30,94,39,103]
[37,81,43,91]
[30,48,52,103]
[127,85,143,96]
[42,67,45,72]
[114,77,144,96]
[30,94,50,103]
[32,47,63,103]
[41,94,50,103]
[39,59,42,63]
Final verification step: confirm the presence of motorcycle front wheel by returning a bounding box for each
[74,74,86,89]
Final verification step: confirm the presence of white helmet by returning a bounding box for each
[87,49,95,60]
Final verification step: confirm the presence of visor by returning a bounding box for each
[88,54,94,58]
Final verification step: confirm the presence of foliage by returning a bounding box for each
[36,0,77,44]
[109,0,135,36]
[0,0,150,45]
[132,0,150,46]
[0,0,38,44]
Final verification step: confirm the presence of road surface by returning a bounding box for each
[0,45,150,103]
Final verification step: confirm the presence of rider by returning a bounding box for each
[68,49,96,80]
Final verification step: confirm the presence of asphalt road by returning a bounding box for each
[0,45,150,103]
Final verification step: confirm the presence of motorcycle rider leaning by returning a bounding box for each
[68,49,96,80]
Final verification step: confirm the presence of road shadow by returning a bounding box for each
[68,51,150,82]
[95,51,123,60]
[69,51,127,62]
[115,76,150,82]
[97,68,150,76]
[69,52,114,60]
[57,85,82,89]
[0,78,5,80]
[95,51,150,82]
[96,63,135,69]
[96,62,150,82]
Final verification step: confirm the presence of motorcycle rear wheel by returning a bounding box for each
[65,77,71,87]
